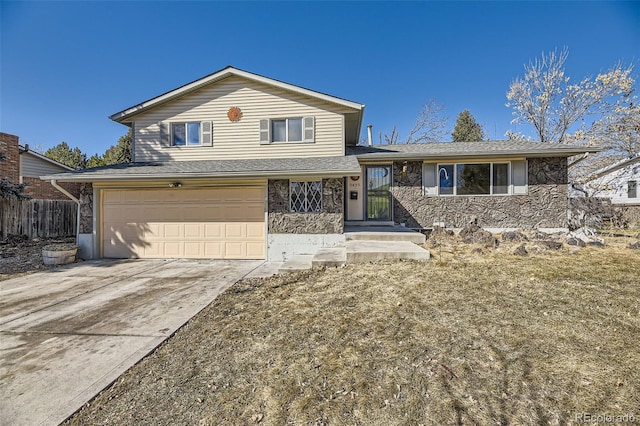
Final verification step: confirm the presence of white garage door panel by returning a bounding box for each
[102,187,266,259]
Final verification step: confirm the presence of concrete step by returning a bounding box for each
[345,240,430,263]
[311,247,347,268]
[345,227,426,244]
[278,255,313,273]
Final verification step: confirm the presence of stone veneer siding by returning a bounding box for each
[392,157,568,229]
[268,178,343,234]
[79,183,93,233]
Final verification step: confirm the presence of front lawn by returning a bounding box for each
[67,237,639,425]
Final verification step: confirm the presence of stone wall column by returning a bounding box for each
[79,183,93,233]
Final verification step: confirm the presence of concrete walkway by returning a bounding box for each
[0,258,274,426]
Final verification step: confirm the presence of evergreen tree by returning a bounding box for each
[451,110,485,142]
[102,129,132,165]
[86,154,105,168]
[45,141,87,169]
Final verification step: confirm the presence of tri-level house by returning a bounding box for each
[42,66,596,261]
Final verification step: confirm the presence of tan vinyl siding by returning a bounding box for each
[20,153,70,177]
[132,76,350,162]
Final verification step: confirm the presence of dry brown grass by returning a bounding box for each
[67,236,640,425]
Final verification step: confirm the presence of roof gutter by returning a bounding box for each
[354,150,598,162]
[50,179,80,245]
[41,168,362,183]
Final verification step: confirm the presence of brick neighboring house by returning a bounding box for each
[0,132,81,200]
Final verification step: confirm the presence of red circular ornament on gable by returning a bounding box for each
[227,107,243,122]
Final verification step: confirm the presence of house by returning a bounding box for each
[0,132,81,200]
[40,66,596,261]
[574,155,640,226]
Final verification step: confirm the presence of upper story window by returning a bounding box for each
[172,122,201,146]
[424,161,527,196]
[272,118,302,142]
[160,121,212,148]
[260,117,315,144]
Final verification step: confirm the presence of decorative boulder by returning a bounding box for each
[459,223,499,248]
[568,227,605,246]
[539,240,563,250]
[514,244,528,256]
[566,237,586,247]
[502,231,528,242]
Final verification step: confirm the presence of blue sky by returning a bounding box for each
[1,1,639,157]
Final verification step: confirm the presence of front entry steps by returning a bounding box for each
[278,228,430,273]
[344,226,427,244]
[345,240,430,263]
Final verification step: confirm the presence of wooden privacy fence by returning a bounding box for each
[0,199,77,239]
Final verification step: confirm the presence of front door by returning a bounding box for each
[365,165,392,221]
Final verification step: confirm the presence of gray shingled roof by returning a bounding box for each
[349,140,598,160]
[41,141,599,182]
[40,155,361,182]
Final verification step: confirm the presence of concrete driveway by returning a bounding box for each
[0,258,274,426]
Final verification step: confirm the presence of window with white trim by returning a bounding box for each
[272,118,302,142]
[171,122,200,146]
[290,180,322,213]
[424,161,526,196]
[260,117,315,144]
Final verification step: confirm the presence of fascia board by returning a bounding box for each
[354,149,600,162]
[110,67,364,122]
[40,169,361,183]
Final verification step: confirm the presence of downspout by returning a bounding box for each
[51,179,80,245]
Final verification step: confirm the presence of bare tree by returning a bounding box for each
[383,126,399,144]
[406,99,448,143]
[506,48,635,147]
[383,99,448,144]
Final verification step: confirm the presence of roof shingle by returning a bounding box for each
[40,155,362,182]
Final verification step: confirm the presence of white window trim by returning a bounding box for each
[260,117,314,145]
[272,118,303,143]
[289,180,323,213]
[171,121,202,147]
[430,161,519,196]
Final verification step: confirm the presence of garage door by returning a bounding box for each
[102,187,265,259]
